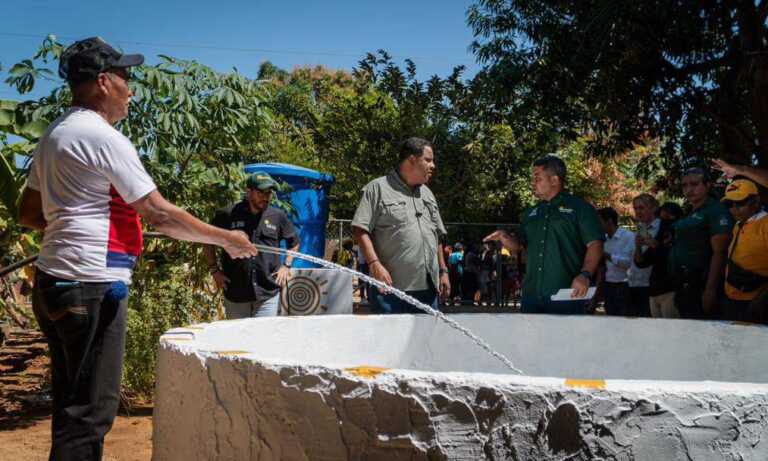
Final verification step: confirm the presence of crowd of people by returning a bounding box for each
[591,165,768,323]
[348,148,768,323]
[14,36,768,460]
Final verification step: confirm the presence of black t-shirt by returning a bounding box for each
[211,201,298,303]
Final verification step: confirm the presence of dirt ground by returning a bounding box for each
[0,329,153,461]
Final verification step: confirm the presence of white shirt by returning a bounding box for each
[27,107,156,283]
[628,218,661,287]
[604,227,636,283]
[354,245,366,264]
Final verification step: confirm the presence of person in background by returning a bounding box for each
[668,166,733,319]
[448,243,465,304]
[332,239,355,269]
[461,244,481,304]
[351,137,451,313]
[626,194,661,317]
[485,155,604,315]
[354,243,369,301]
[476,241,494,305]
[635,202,684,318]
[720,179,768,322]
[204,171,300,319]
[597,207,635,316]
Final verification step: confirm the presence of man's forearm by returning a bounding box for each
[285,244,300,266]
[437,243,447,270]
[152,206,229,245]
[352,227,379,264]
[736,164,768,189]
[581,241,604,276]
[134,191,229,246]
[17,187,47,231]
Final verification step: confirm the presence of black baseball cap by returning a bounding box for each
[59,37,144,83]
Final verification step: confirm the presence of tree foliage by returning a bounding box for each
[468,0,768,168]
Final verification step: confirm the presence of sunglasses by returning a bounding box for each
[105,67,131,82]
[725,197,755,209]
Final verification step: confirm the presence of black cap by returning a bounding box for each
[59,37,144,83]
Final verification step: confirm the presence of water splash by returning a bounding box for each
[255,244,524,375]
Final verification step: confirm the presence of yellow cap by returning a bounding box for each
[722,179,759,202]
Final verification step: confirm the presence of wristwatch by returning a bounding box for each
[284,262,292,269]
[579,270,592,281]
[439,267,449,275]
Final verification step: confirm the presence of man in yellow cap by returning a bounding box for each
[722,179,768,321]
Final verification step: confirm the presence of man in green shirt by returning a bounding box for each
[352,137,451,313]
[669,167,732,319]
[485,155,604,314]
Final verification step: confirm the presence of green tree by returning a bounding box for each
[468,0,768,168]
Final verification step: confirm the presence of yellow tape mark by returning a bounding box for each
[731,321,757,327]
[183,326,205,330]
[213,350,250,356]
[564,379,606,390]
[344,366,390,378]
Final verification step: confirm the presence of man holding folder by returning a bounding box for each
[485,155,604,314]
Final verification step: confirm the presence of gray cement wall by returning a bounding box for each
[153,315,768,460]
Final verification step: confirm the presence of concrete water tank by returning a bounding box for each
[153,314,768,460]
[244,163,335,268]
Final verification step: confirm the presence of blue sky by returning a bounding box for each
[1,0,481,101]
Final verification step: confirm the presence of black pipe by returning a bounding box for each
[0,255,38,278]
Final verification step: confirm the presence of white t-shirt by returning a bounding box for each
[27,107,156,283]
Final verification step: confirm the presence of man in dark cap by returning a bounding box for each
[204,171,300,318]
[17,37,257,461]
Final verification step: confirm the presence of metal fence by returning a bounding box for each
[325,218,522,311]
[325,218,520,258]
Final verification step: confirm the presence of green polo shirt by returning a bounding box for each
[519,192,604,298]
[352,170,447,291]
[669,197,733,276]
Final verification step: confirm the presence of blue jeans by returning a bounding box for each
[223,294,280,318]
[521,295,587,315]
[370,280,439,314]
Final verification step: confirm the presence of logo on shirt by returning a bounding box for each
[231,220,245,229]
[263,219,277,232]
[692,214,703,220]
[558,206,574,214]
[719,217,729,226]
[529,208,538,217]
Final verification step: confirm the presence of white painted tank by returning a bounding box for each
[153,314,768,460]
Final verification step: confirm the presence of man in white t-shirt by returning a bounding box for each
[17,37,257,461]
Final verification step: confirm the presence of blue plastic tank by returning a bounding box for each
[244,163,335,268]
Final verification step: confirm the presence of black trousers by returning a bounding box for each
[626,286,651,317]
[32,270,127,461]
[603,281,629,316]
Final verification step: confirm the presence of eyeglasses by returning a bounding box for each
[105,68,131,82]
[725,197,755,209]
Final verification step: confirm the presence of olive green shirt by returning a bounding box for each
[519,192,604,298]
[352,170,447,291]
[669,197,733,276]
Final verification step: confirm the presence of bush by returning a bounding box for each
[123,261,220,398]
